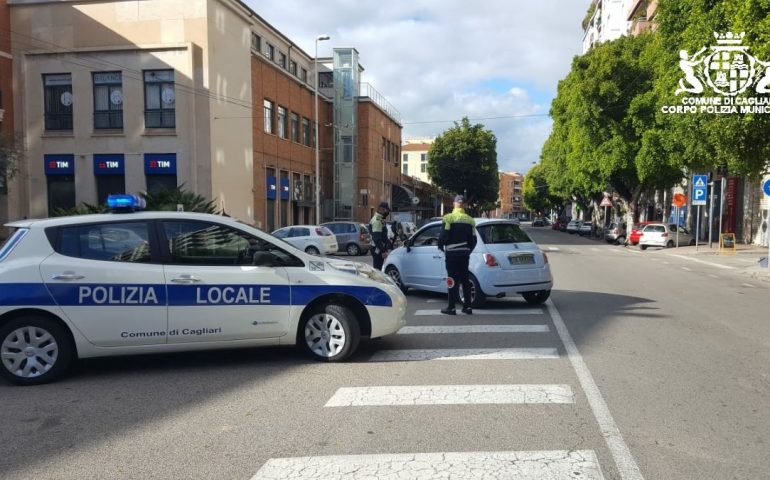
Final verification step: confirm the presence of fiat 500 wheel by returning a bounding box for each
[458,274,486,308]
[385,266,408,294]
[300,304,360,362]
[0,315,74,386]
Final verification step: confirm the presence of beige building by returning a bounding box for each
[401,138,434,184]
[9,0,255,221]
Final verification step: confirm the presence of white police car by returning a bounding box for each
[0,196,406,385]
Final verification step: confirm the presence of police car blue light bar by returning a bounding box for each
[107,194,146,211]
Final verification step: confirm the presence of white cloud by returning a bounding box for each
[245,0,589,174]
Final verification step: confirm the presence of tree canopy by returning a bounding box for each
[427,117,500,211]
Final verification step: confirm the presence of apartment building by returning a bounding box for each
[496,171,525,219]
[401,138,434,184]
[9,0,255,221]
[627,0,658,36]
[582,0,633,53]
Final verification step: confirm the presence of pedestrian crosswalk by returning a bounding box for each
[252,298,641,480]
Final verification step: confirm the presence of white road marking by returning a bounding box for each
[681,267,692,272]
[414,308,543,316]
[324,384,574,407]
[669,254,736,270]
[397,325,549,334]
[548,246,560,251]
[252,450,605,480]
[546,300,643,480]
[708,274,719,279]
[625,248,642,254]
[369,348,559,362]
[741,283,756,288]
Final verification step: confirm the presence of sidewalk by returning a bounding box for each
[649,242,770,283]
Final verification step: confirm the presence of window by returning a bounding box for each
[289,61,297,76]
[144,70,175,128]
[277,106,287,139]
[280,170,289,227]
[162,221,302,267]
[421,163,427,173]
[411,225,442,247]
[43,73,73,131]
[420,152,428,173]
[318,71,333,88]
[402,153,408,163]
[251,33,261,52]
[290,227,310,237]
[144,154,177,194]
[312,121,317,147]
[301,68,308,83]
[301,117,310,146]
[146,175,177,194]
[94,154,126,205]
[477,224,531,244]
[93,72,123,129]
[278,52,287,69]
[273,228,289,238]
[58,222,152,263]
[0,172,6,194]
[264,43,274,61]
[290,112,299,142]
[402,162,408,175]
[266,167,276,232]
[263,99,274,134]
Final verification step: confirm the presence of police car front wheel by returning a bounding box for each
[0,315,74,386]
[301,304,360,362]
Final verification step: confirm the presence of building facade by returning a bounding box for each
[582,0,633,53]
[496,171,525,219]
[0,0,14,236]
[627,0,658,36]
[401,138,434,184]
[9,0,255,222]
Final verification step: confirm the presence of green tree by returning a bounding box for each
[522,164,564,215]
[428,117,500,212]
[652,0,770,177]
[0,134,24,193]
[141,185,218,213]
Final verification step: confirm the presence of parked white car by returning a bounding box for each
[382,219,553,306]
[639,223,696,250]
[272,225,338,255]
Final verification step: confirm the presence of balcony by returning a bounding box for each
[628,0,658,22]
[630,18,653,36]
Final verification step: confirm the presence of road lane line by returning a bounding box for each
[546,299,643,480]
[415,308,543,316]
[252,450,605,479]
[324,384,574,407]
[397,325,550,334]
[741,283,755,288]
[369,348,559,362]
[548,246,560,251]
[669,254,736,270]
[681,267,692,272]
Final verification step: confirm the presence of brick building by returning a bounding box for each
[496,171,525,219]
[0,0,14,234]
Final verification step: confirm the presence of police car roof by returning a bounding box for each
[4,211,238,229]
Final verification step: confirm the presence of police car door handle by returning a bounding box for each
[171,275,202,284]
[51,273,85,281]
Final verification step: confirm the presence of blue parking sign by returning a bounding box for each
[692,175,708,205]
[763,178,770,197]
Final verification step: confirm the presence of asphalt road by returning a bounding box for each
[1,226,767,479]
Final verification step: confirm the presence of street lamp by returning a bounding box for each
[314,34,330,224]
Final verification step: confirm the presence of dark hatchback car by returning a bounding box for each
[321,221,371,256]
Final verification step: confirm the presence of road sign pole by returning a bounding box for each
[767,208,770,270]
[695,205,700,252]
[676,206,680,247]
[708,182,714,249]
[718,177,725,243]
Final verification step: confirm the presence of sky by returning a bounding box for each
[245,0,589,175]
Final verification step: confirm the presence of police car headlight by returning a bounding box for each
[328,262,395,286]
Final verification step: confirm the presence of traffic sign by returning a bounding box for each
[692,174,708,206]
[672,192,687,208]
[599,196,613,207]
[763,178,770,197]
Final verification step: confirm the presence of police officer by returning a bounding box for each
[438,195,477,315]
[369,202,391,270]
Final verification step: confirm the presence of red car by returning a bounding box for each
[628,221,656,245]
[552,219,563,230]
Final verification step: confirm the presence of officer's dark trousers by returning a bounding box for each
[371,249,384,270]
[446,255,472,309]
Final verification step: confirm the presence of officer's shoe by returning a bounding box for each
[440,307,456,315]
[461,306,473,315]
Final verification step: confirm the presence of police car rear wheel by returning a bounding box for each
[0,316,73,386]
[301,304,360,362]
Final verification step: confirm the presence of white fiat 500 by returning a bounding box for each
[0,197,406,385]
[383,219,552,307]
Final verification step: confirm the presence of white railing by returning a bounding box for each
[359,82,402,124]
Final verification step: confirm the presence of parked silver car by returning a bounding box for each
[322,221,371,256]
[577,220,593,236]
[605,222,627,244]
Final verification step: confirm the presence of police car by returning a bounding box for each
[0,195,406,385]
